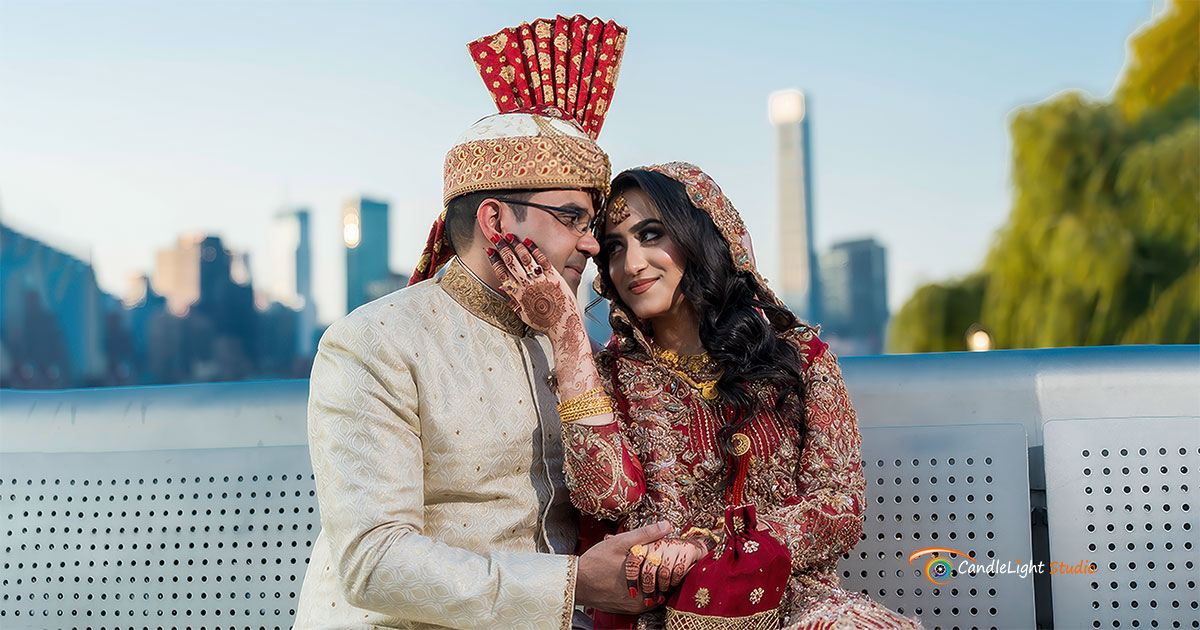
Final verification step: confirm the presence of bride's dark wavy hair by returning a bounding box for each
[596,170,809,484]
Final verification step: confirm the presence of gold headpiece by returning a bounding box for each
[606,194,629,225]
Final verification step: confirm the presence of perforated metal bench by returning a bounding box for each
[839,423,1036,630]
[0,421,1036,630]
[1042,416,1199,630]
[1,380,314,629]
[1,447,319,627]
[2,345,1197,629]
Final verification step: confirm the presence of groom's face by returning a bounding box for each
[499,190,599,293]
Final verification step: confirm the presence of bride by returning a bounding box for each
[491,162,919,630]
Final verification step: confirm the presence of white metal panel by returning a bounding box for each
[1043,416,1199,630]
[839,424,1036,630]
[842,345,1200,447]
[0,379,309,453]
[0,446,319,628]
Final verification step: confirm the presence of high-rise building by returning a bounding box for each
[0,224,106,386]
[152,235,252,316]
[819,238,889,356]
[153,234,205,317]
[152,234,257,369]
[768,89,819,322]
[343,197,390,313]
[122,273,166,370]
[270,208,316,355]
[270,208,312,309]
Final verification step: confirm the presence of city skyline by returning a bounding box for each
[0,1,1159,324]
[2,220,320,389]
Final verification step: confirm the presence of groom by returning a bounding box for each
[294,16,664,630]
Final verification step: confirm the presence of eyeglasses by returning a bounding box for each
[493,197,600,236]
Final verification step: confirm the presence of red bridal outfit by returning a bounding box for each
[564,163,921,630]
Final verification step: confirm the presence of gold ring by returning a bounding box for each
[629,544,645,558]
[646,553,662,567]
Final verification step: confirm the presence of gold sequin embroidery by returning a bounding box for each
[442,133,609,206]
[439,258,528,336]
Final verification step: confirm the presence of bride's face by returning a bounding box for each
[602,188,688,321]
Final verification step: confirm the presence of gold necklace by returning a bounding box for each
[652,346,721,400]
[653,347,715,373]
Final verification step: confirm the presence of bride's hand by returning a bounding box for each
[487,234,580,342]
[489,234,605,414]
[632,538,707,605]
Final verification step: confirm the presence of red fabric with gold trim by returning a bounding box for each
[551,17,570,109]
[468,15,627,140]
[409,209,451,286]
[665,505,790,629]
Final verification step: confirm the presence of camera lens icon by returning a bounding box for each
[925,558,954,585]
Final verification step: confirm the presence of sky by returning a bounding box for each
[0,0,1159,324]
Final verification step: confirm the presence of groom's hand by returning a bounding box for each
[575,521,672,614]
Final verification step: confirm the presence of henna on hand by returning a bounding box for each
[505,234,539,275]
[490,237,576,336]
[656,561,672,595]
[624,550,642,598]
[527,238,552,272]
[495,236,533,278]
[670,561,687,588]
[649,540,704,591]
[491,238,607,407]
[639,556,657,598]
[522,282,568,331]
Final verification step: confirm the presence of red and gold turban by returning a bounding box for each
[409,15,627,285]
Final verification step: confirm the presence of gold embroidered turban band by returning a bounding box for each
[410,15,628,285]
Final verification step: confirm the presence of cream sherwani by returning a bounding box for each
[295,258,579,630]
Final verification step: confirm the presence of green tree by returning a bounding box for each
[887,274,986,354]
[889,0,1199,352]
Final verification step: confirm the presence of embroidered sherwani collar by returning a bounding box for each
[439,256,529,337]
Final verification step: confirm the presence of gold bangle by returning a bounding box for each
[556,387,605,408]
[559,392,609,411]
[558,396,614,423]
[557,387,614,422]
[558,386,605,405]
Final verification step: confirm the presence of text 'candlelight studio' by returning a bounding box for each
[909,548,1098,585]
[958,559,1097,579]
